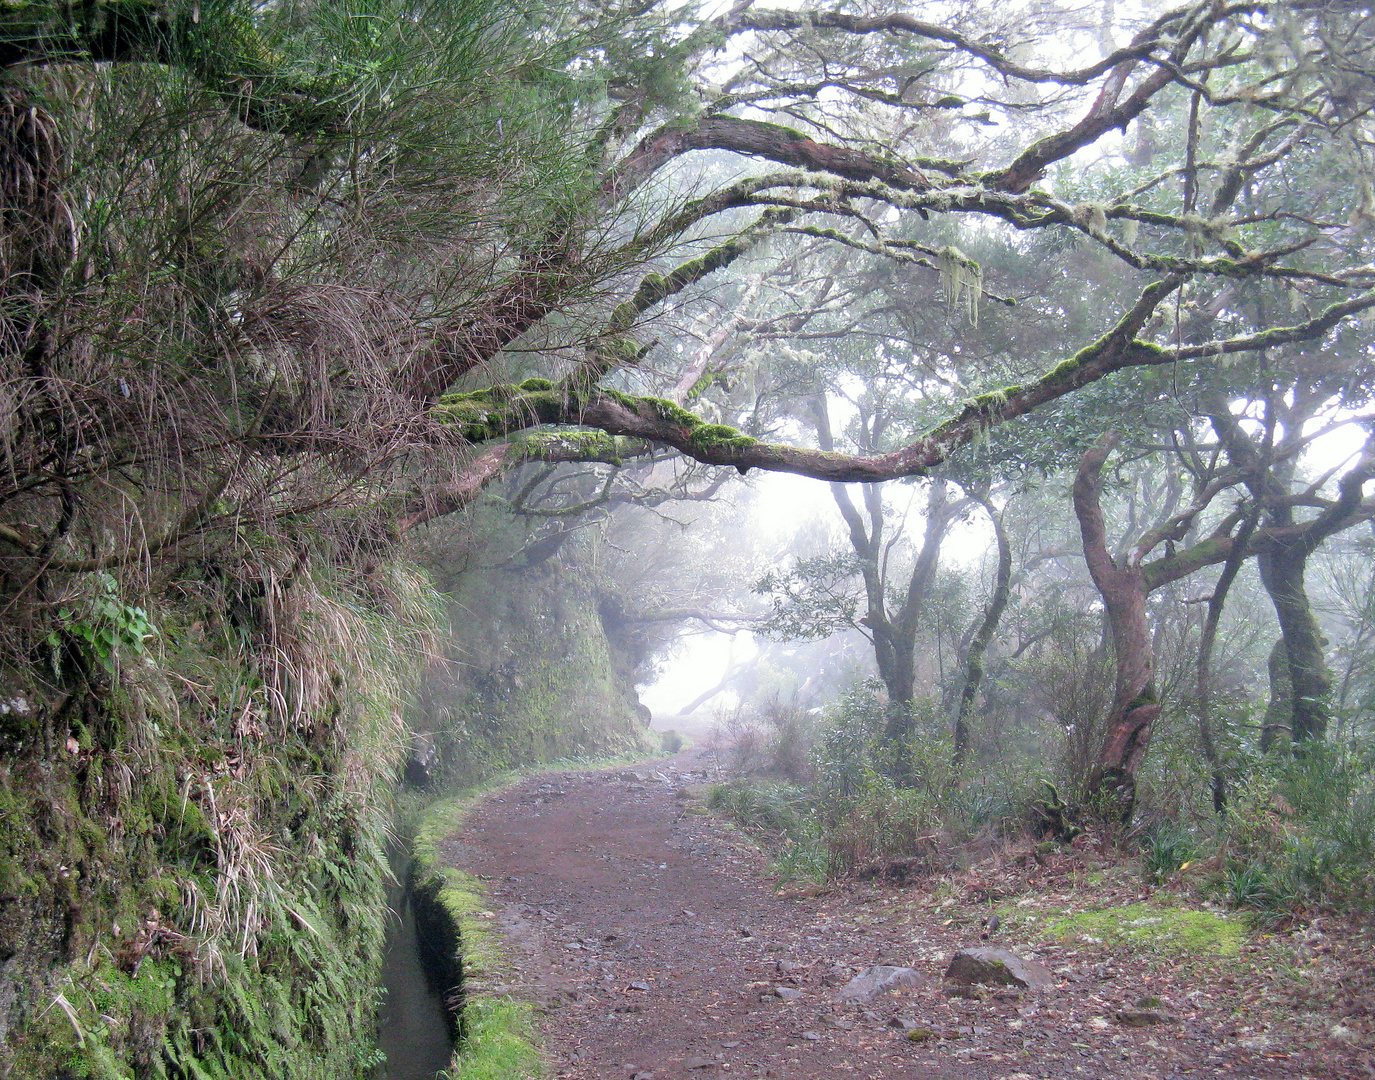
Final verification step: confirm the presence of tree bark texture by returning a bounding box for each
[1075,435,1159,820]
[1260,637,1293,752]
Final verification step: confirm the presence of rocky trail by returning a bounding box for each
[436,750,1372,1080]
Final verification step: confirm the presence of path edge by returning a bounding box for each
[409,750,670,1079]
[413,787,542,1080]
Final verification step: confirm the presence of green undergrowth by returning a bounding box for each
[0,561,437,1079]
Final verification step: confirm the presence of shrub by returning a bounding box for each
[1142,821,1196,883]
[1213,746,1375,921]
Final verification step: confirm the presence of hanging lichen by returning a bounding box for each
[938,245,982,327]
[1120,217,1139,247]
[1076,201,1109,237]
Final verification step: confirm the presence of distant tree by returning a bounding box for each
[4,0,1375,803]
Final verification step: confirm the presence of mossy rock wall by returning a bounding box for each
[0,564,434,1079]
[409,530,649,787]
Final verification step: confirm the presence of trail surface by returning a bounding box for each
[437,751,1368,1079]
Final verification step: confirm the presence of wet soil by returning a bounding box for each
[438,751,1373,1080]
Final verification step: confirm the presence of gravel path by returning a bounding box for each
[438,751,1368,1080]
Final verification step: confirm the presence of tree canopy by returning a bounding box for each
[2,0,1374,805]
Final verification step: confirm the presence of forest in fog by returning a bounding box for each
[0,0,1372,1074]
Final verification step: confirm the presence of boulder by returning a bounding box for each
[944,948,1053,990]
[836,965,924,1002]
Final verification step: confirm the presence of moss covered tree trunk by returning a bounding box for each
[1075,435,1160,820]
[1260,636,1293,752]
[1258,543,1331,748]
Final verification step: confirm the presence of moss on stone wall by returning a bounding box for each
[0,563,438,1079]
[407,513,649,788]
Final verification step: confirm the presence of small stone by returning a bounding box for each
[837,965,924,1002]
[1114,1008,1175,1026]
[627,981,651,991]
[800,1030,821,1040]
[774,985,802,1000]
[888,1016,920,1031]
[944,948,1054,990]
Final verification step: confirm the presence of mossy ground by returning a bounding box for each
[1037,901,1244,956]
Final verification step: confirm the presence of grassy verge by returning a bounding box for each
[410,784,540,1080]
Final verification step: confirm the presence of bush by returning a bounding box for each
[824,779,944,877]
[1212,746,1375,921]
[706,780,814,838]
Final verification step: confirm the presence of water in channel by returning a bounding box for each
[378,884,454,1080]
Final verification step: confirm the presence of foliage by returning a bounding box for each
[47,574,156,677]
[754,554,867,641]
[1142,822,1197,885]
[1211,747,1375,923]
[1,559,438,1077]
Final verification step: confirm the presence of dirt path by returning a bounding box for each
[437,752,1369,1080]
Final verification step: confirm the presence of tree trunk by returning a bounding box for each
[953,495,1012,765]
[879,626,918,747]
[1195,504,1259,812]
[1260,636,1293,752]
[881,481,956,752]
[1258,544,1331,747]
[1075,435,1160,821]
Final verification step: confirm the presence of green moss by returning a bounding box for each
[961,386,1021,415]
[690,423,757,451]
[1041,902,1243,955]
[1,563,434,1079]
[640,394,701,427]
